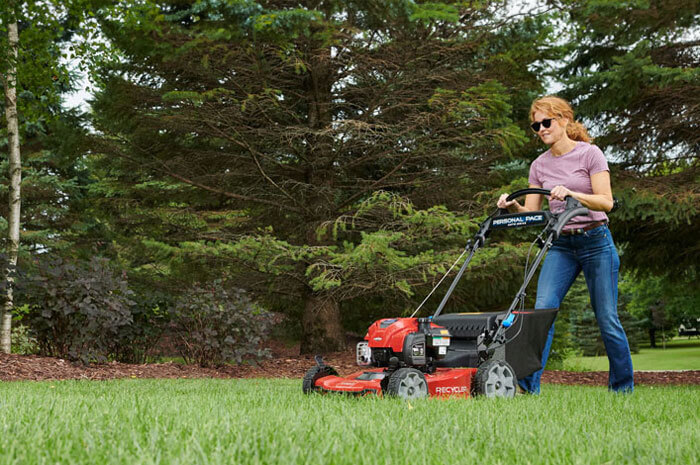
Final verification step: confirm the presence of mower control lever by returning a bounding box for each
[565,196,584,210]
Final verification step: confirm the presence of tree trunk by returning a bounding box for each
[299,291,346,354]
[297,44,345,355]
[1,18,20,354]
[648,327,656,348]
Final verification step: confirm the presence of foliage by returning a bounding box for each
[0,1,100,286]
[170,282,273,367]
[610,177,699,273]
[0,253,13,303]
[2,0,696,357]
[9,322,38,355]
[19,256,135,363]
[87,0,553,352]
[111,293,169,364]
[548,277,590,366]
[620,270,700,346]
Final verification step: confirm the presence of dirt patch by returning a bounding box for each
[1,346,698,386]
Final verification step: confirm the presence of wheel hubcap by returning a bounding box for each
[397,372,427,399]
[484,364,516,398]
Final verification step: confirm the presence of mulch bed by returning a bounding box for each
[1,348,698,386]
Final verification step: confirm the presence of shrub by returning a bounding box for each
[171,282,273,367]
[20,257,134,363]
[112,292,171,364]
[10,323,39,355]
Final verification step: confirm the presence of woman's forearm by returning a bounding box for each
[569,192,614,212]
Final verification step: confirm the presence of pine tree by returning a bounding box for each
[88,0,553,353]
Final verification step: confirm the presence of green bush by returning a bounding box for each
[170,282,273,367]
[20,257,134,363]
[10,322,39,355]
[112,294,170,364]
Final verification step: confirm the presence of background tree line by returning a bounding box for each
[1,0,698,364]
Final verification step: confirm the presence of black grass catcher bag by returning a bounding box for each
[504,308,558,379]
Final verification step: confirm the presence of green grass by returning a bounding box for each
[0,379,698,464]
[564,338,700,371]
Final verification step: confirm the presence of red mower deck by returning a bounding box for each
[315,367,477,397]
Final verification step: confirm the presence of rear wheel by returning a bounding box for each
[302,365,338,394]
[385,368,428,400]
[472,360,517,398]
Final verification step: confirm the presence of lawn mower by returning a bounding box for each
[303,188,590,399]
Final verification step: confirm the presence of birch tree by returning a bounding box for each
[0,4,20,353]
[0,0,97,352]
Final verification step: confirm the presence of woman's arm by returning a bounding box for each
[549,171,614,212]
[497,184,545,213]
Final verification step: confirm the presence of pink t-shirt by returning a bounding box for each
[528,141,609,230]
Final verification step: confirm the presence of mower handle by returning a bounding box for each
[498,188,554,216]
[505,188,551,202]
[499,188,582,215]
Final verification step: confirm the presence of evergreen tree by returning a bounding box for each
[89,0,552,353]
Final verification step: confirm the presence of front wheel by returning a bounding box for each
[385,368,428,400]
[472,360,517,398]
[302,365,338,394]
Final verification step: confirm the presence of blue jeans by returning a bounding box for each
[518,224,634,393]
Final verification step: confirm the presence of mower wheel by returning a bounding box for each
[472,360,517,399]
[302,365,338,394]
[385,368,428,400]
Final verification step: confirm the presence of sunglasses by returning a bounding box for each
[530,118,554,132]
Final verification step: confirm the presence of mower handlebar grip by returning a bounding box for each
[505,188,551,202]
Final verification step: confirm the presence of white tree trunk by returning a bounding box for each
[1,19,21,354]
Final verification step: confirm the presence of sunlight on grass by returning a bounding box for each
[564,338,700,371]
[0,379,698,464]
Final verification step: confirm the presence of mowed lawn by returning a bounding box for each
[564,338,700,371]
[0,379,698,465]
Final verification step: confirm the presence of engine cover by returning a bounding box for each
[364,317,451,367]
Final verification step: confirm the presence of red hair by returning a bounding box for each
[530,96,591,143]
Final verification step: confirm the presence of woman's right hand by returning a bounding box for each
[497,193,518,212]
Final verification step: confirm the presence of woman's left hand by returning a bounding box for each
[550,185,573,201]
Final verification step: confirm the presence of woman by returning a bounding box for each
[497,96,634,393]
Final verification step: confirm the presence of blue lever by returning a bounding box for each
[502,314,515,328]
